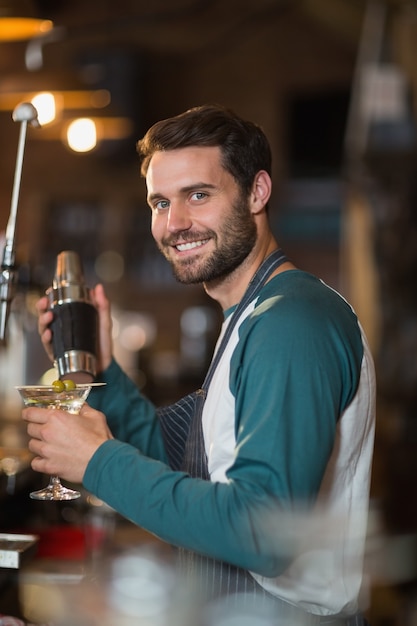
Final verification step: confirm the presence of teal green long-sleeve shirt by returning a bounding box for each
[84,271,366,578]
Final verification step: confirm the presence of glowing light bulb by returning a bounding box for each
[31,92,56,125]
[66,118,97,152]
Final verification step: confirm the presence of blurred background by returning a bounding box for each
[0,0,417,623]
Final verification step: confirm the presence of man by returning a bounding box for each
[25,105,375,625]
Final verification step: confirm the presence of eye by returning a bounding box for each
[191,191,207,201]
[153,199,170,212]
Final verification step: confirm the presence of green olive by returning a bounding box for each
[63,379,76,391]
[52,379,65,392]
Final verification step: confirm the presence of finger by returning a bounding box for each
[28,438,44,457]
[38,309,53,335]
[40,325,53,350]
[78,403,92,418]
[35,295,49,316]
[92,284,111,322]
[91,284,113,371]
[30,451,57,477]
[26,420,50,443]
[77,405,114,440]
[30,455,48,473]
[22,407,51,424]
[36,305,55,360]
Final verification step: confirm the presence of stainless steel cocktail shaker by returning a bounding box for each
[47,251,98,382]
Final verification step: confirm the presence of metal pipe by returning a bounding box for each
[0,102,40,342]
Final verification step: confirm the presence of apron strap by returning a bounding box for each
[181,248,288,479]
[202,248,288,392]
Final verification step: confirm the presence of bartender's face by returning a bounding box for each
[146,145,257,284]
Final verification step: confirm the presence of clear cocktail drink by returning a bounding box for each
[17,383,98,501]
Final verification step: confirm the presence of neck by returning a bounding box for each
[204,234,284,310]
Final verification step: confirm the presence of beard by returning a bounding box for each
[157,193,257,285]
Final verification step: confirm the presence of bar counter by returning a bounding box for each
[0,415,174,623]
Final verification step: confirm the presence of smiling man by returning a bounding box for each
[26,104,375,625]
[147,145,271,301]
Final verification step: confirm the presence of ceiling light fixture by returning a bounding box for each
[66,118,97,153]
[0,0,53,41]
[31,92,56,125]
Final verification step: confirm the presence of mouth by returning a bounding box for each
[174,238,210,252]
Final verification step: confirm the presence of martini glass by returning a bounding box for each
[16,383,101,501]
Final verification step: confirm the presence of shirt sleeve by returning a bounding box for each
[87,359,168,462]
[228,291,362,505]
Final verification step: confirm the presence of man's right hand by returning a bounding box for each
[35,283,113,374]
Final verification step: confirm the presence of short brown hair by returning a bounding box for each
[137,104,272,196]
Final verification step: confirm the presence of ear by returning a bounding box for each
[250,170,272,215]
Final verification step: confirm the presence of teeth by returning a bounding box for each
[176,239,208,252]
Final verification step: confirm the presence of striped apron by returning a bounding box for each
[157,250,369,626]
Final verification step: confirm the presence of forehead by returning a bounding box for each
[146,145,229,192]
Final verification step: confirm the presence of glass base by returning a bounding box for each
[30,477,81,501]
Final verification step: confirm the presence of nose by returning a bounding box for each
[166,201,192,233]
